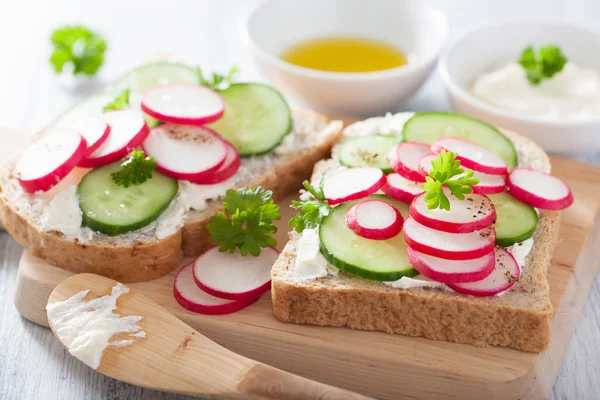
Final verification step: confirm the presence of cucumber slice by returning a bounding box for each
[337,134,400,173]
[319,195,416,281]
[402,112,518,171]
[78,163,179,236]
[208,83,292,156]
[488,192,538,247]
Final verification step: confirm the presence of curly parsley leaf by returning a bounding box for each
[50,25,107,76]
[196,65,240,91]
[422,150,479,211]
[519,45,567,85]
[103,88,130,112]
[206,187,281,256]
[111,150,157,188]
[289,180,331,233]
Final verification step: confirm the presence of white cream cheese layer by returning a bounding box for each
[383,276,446,290]
[295,229,339,279]
[46,283,145,370]
[507,237,534,270]
[39,185,93,243]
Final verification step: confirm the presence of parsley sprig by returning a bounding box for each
[422,150,479,211]
[111,150,157,188]
[196,65,240,90]
[519,45,567,85]
[206,187,281,256]
[50,25,107,76]
[103,88,130,112]
[289,180,331,233]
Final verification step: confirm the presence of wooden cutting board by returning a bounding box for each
[10,152,600,400]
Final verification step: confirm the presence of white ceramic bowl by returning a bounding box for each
[242,0,448,117]
[439,20,600,155]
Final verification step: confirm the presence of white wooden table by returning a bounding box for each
[0,0,599,399]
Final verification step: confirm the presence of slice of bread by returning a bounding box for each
[271,113,559,352]
[0,109,343,282]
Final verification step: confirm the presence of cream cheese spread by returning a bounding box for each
[383,276,446,290]
[472,62,600,120]
[507,237,534,270]
[46,283,145,370]
[295,229,339,279]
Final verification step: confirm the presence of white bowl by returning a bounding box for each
[439,20,600,155]
[241,0,448,117]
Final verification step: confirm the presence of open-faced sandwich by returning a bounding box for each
[0,62,342,282]
[272,112,574,352]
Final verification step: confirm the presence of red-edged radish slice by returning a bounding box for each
[447,246,520,296]
[403,217,495,260]
[388,142,431,182]
[193,247,279,300]
[174,263,258,315]
[410,189,496,233]
[322,167,386,206]
[506,168,574,210]
[418,154,436,177]
[407,246,495,284]
[431,137,508,175]
[61,116,111,157]
[346,199,404,240]
[380,173,424,204]
[15,129,88,193]
[189,140,240,185]
[141,83,225,126]
[142,124,227,182]
[79,110,149,168]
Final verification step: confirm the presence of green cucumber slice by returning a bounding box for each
[78,163,179,236]
[337,134,400,173]
[488,192,538,247]
[402,112,518,171]
[208,83,292,156]
[319,195,416,281]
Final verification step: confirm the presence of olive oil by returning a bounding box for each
[281,37,408,73]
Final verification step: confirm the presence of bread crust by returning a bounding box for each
[0,110,343,282]
[271,119,559,352]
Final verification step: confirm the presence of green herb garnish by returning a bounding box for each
[289,180,331,233]
[196,65,240,90]
[518,44,567,85]
[422,150,479,211]
[111,150,157,188]
[103,88,130,112]
[206,187,281,256]
[50,25,107,76]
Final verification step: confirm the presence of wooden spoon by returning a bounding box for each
[47,273,371,400]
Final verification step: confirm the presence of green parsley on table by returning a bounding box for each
[206,187,281,256]
[111,150,157,188]
[518,44,567,85]
[50,25,107,76]
[422,150,479,211]
[196,65,240,90]
[103,88,130,112]
[289,180,331,233]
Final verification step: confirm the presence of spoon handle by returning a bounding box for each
[237,363,372,400]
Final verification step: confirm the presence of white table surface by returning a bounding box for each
[0,0,599,399]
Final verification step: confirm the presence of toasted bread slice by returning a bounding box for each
[271,113,558,352]
[0,109,343,282]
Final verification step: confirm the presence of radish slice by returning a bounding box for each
[79,110,149,168]
[322,167,386,206]
[403,217,495,260]
[189,140,240,185]
[346,199,404,240]
[380,173,424,204]
[447,246,521,296]
[431,137,508,175]
[141,83,225,126]
[15,129,88,193]
[407,246,495,284]
[410,189,496,233]
[174,263,258,315]
[506,168,574,210]
[142,124,227,182]
[193,247,279,300]
[63,116,111,157]
[388,142,431,182]
[418,154,436,177]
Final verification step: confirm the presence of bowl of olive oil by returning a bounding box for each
[242,0,448,116]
